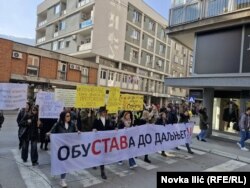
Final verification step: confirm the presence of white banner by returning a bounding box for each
[39,101,64,119]
[36,91,54,105]
[0,83,28,110]
[51,123,194,175]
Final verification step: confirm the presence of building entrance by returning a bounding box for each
[213,98,240,134]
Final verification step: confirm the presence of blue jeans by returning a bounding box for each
[129,158,136,167]
[198,130,207,140]
[61,173,66,179]
[239,131,250,148]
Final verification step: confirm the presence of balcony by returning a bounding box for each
[79,19,93,29]
[37,36,46,44]
[78,42,92,51]
[78,0,92,8]
[38,20,47,28]
[169,0,250,27]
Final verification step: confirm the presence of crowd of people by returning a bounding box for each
[15,100,209,188]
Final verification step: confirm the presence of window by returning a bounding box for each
[54,24,59,33]
[116,73,120,82]
[160,28,165,39]
[54,4,60,14]
[81,67,88,83]
[148,21,155,31]
[147,38,154,49]
[59,21,66,30]
[132,10,140,22]
[159,44,165,54]
[157,59,163,67]
[174,56,178,63]
[57,61,67,80]
[131,29,139,40]
[189,67,192,73]
[123,75,127,83]
[108,72,114,81]
[58,40,65,49]
[146,54,151,64]
[131,49,138,60]
[180,59,184,65]
[65,41,70,48]
[52,41,58,51]
[100,70,107,79]
[180,73,183,77]
[27,55,40,77]
[166,46,171,59]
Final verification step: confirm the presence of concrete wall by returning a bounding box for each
[92,0,127,61]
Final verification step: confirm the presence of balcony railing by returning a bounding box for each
[79,19,93,29]
[38,20,47,28]
[78,43,92,51]
[77,0,92,8]
[169,0,250,26]
[37,36,46,43]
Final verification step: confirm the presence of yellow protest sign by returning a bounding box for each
[120,94,143,111]
[107,87,120,114]
[75,85,106,108]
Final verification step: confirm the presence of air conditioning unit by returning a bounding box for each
[70,64,75,69]
[12,51,23,59]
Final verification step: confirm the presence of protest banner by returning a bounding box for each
[75,85,106,108]
[55,88,76,107]
[39,101,64,119]
[36,91,54,105]
[120,94,143,111]
[0,83,28,110]
[51,123,194,175]
[106,87,120,114]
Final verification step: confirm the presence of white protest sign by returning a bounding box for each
[55,88,76,107]
[36,91,54,105]
[51,123,194,175]
[39,101,64,119]
[0,83,28,110]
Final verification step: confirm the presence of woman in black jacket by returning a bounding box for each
[19,106,39,166]
[49,111,79,188]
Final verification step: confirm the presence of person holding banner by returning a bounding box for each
[49,111,80,188]
[19,106,39,166]
[179,109,194,154]
[136,110,152,163]
[155,111,169,157]
[92,106,116,179]
[118,111,138,169]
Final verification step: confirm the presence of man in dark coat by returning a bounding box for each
[92,106,115,179]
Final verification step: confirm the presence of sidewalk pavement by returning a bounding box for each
[191,126,250,164]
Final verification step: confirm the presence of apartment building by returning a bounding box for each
[0,38,98,101]
[36,0,192,106]
[166,0,250,135]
